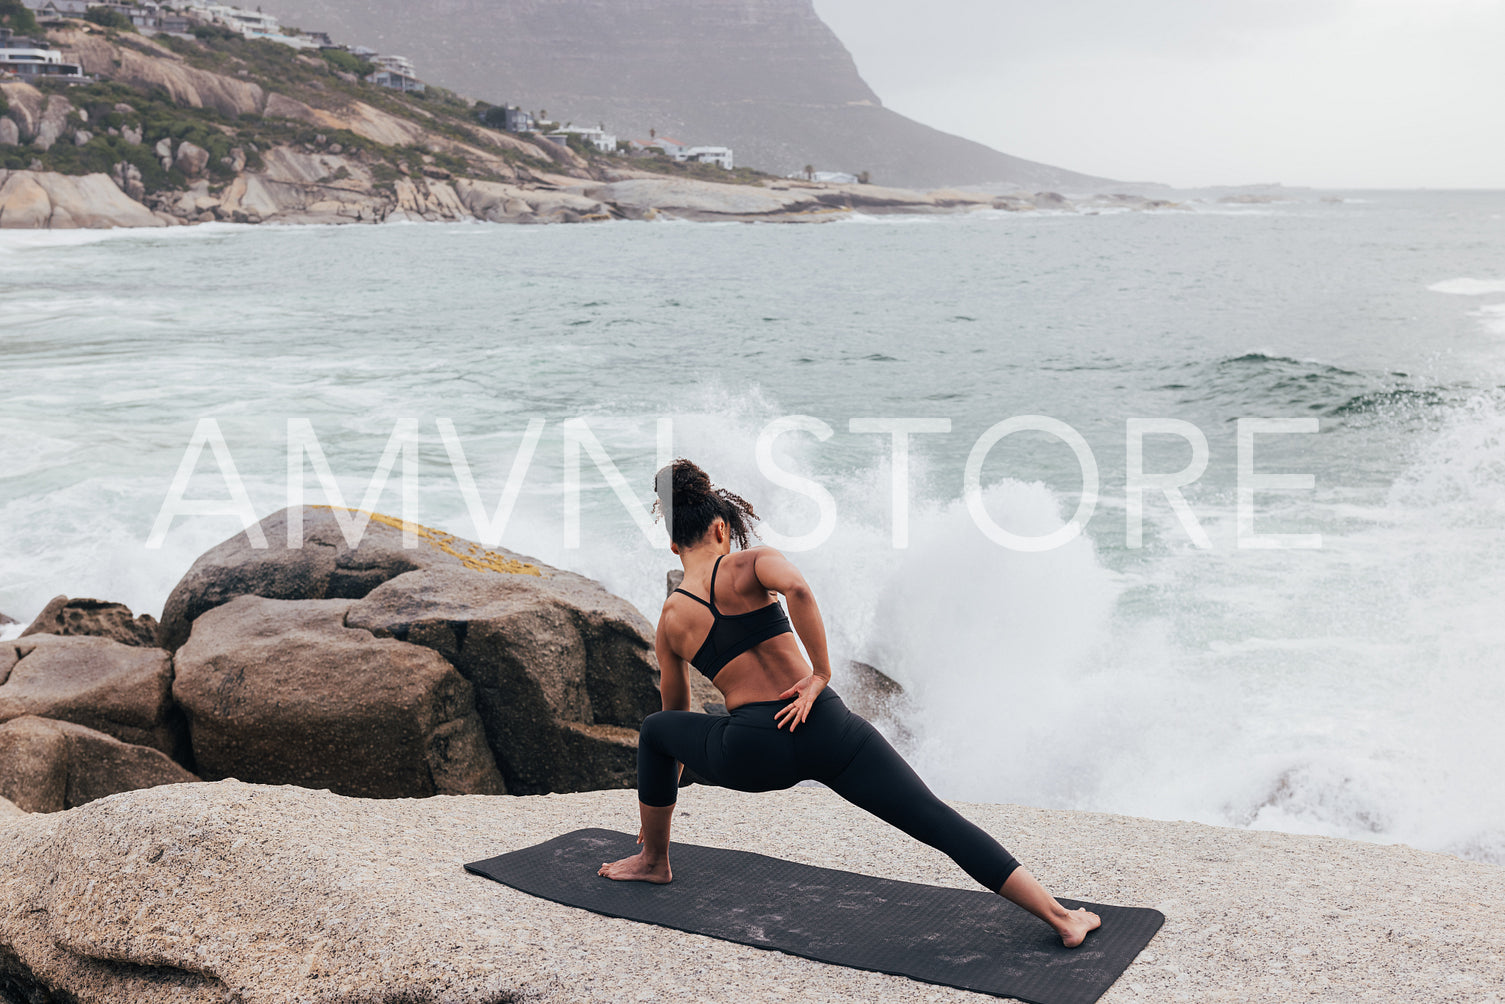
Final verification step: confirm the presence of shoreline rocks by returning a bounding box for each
[174,594,504,799]
[0,716,196,813]
[19,595,161,648]
[0,633,185,760]
[160,506,681,796]
[0,165,1185,232]
[4,505,723,809]
[0,169,168,229]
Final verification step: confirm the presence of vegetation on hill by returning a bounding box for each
[2,22,779,201]
[0,0,40,34]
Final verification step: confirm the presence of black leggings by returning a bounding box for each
[637,687,1021,892]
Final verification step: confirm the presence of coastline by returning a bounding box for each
[0,162,1184,230]
[1,779,1500,1002]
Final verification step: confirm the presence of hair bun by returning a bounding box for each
[653,459,760,550]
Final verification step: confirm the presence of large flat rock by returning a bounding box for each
[0,779,1498,1003]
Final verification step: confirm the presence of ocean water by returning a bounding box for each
[3,192,1504,864]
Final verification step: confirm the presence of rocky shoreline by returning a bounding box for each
[0,159,1176,229]
[1,506,1501,1000]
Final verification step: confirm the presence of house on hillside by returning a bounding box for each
[627,135,684,157]
[557,125,616,152]
[22,0,91,19]
[500,106,533,132]
[624,137,732,168]
[183,3,280,38]
[678,145,733,169]
[90,2,166,29]
[0,25,86,80]
[366,53,424,92]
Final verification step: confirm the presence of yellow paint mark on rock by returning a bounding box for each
[312,507,542,576]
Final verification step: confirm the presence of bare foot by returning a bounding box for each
[1057,907,1101,948]
[597,851,672,884]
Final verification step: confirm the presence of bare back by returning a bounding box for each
[661,548,812,709]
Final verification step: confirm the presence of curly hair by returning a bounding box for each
[652,458,760,549]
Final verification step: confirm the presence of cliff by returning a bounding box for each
[1,779,1499,1002]
[258,0,1115,190]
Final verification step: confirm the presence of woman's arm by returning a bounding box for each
[752,547,832,682]
[752,548,831,731]
[654,612,693,713]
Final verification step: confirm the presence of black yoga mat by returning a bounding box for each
[465,828,1163,1004]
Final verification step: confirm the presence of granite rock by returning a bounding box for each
[0,715,197,813]
[1,779,1501,1003]
[0,634,184,760]
[173,594,504,799]
[20,594,161,648]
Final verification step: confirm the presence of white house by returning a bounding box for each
[0,26,85,79]
[557,125,617,153]
[676,145,734,170]
[628,135,684,157]
[182,3,279,38]
[372,53,416,77]
[364,53,423,92]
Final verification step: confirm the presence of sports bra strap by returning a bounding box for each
[707,554,726,614]
[673,587,713,610]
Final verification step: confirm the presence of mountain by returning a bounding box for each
[257,0,1114,190]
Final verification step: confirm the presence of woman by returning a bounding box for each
[597,459,1100,949]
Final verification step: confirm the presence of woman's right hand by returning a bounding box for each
[774,672,828,731]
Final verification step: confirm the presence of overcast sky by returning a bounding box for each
[812,0,1502,189]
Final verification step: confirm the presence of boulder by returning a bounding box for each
[162,506,543,649]
[73,128,93,146]
[0,170,166,229]
[32,94,73,152]
[20,594,160,647]
[0,118,17,146]
[57,27,264,118]
[0,634,184,760]
[591,177,819,220]
[154,136,172,160]
[0,170,51,227]
[120,123,142,145]
[0,81,44,141]
[174,140,210,176]
[0,611,16,626]
[347,568,659,794]
[173,594,504,799]
[111,160,145,201]
[0,715,197,813]
[162,506,669,794]
[0,795,21,821]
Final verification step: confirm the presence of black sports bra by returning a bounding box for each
[673,554,794,680]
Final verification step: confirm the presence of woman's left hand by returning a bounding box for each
[775,673,827,731]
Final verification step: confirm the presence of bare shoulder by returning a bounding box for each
[659,591,690,625]
[744,546,806,593]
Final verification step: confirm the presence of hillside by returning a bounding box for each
[0,21,1015,227]
[257,0,1115,190]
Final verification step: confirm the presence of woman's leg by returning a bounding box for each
[820,719,1100,947]
[600,710,727,883]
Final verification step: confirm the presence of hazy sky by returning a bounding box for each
[813,0,1502,189]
